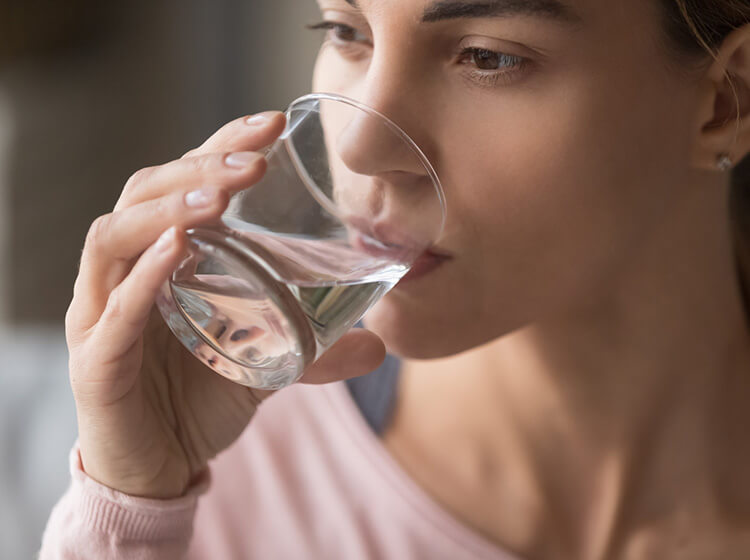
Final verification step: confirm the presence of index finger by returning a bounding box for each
[182,111,287,159]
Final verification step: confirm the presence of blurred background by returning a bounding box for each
[0,1,321,557]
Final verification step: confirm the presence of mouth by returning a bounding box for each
[348,225,452,286]
[349,216,450,246]
[397,249,451,284]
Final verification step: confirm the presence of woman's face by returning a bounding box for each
[312,0,705,359]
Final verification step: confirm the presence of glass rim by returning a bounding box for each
[286,92,447,239]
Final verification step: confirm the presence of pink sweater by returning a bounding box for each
[40,381,517,559]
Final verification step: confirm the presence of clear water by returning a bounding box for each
[159,228,408,390]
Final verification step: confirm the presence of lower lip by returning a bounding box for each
[396,252,450,285]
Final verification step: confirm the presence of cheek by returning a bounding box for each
[369,77,691,359]
[313,48,365,97]
[450,70,689,287]
[314,41,695,360]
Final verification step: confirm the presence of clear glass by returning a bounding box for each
[157,93,446,390]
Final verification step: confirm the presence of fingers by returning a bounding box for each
[90,227,188,365]
[182,112,286,160]
[93,186,228,262]
[115,110,285,211]
[74,146,271,330]
[72,185,226,328]
[116,150,266,211]
[300,329,387,385]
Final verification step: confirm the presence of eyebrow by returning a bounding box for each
[343,0,580,24]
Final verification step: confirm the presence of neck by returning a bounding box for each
[392,181,750,558]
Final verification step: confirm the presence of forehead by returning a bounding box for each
[342,0,584,24]
[332,0,668,44]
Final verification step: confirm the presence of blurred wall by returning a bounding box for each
[0,0,321,325]
[0,2,322,558]
[0,88,12,321]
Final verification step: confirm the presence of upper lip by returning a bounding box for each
[345,215,452,259]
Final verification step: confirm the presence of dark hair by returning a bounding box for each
[660,0,750,320]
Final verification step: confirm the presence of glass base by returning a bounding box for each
[156,227,317,390]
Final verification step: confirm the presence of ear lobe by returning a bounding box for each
[692,24,750,172]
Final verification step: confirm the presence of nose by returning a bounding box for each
[327,99,445,251]
[329,44,434,174]
[335,105,426,178]
[317,57,446,249]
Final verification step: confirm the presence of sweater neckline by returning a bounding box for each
[323,380,521,560]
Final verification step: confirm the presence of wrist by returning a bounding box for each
[78,443,192,500]
[65,443,209,543]
[74,444,210,501]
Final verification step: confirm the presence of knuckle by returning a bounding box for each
[184,153,215,176]
[103,286,145,332]
[123,166,156,195]
[153,195,173,220]
[104,287,124,322]
[71,268,89,303]
[188,121,239,156]
[85,214,114,250]
[182,147,200,159]
[213,118,239,138]
[64,302,79,337]
[65,298,91,346]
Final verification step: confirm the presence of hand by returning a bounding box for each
[65,113,386,499]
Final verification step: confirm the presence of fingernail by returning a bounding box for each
[156,227,176,252]
[225,152,260,169]
[185,188,216,208]
[246,115,269,126]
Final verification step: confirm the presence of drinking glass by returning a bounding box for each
[157,93,446,390]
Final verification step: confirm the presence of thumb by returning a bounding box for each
[299,329,387,385]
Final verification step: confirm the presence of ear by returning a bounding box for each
[692,24,750,173]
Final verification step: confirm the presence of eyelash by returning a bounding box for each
[306,21,372,54]
[306,21,528,87]
[456,48,528,87]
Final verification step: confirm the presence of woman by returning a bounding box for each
[40,0,750,558]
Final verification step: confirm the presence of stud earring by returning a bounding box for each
[717,153,733,172]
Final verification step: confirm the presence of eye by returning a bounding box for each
[306,21,371,46]
[460,48,525,71]
[456,46,529,87]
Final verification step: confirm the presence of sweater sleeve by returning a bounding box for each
[38,444,210,560]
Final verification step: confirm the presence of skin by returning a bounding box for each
[311,0,750,558]
[66,117,387,500]
[65,0,750,558]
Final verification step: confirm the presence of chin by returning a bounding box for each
[362,293,488,360]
